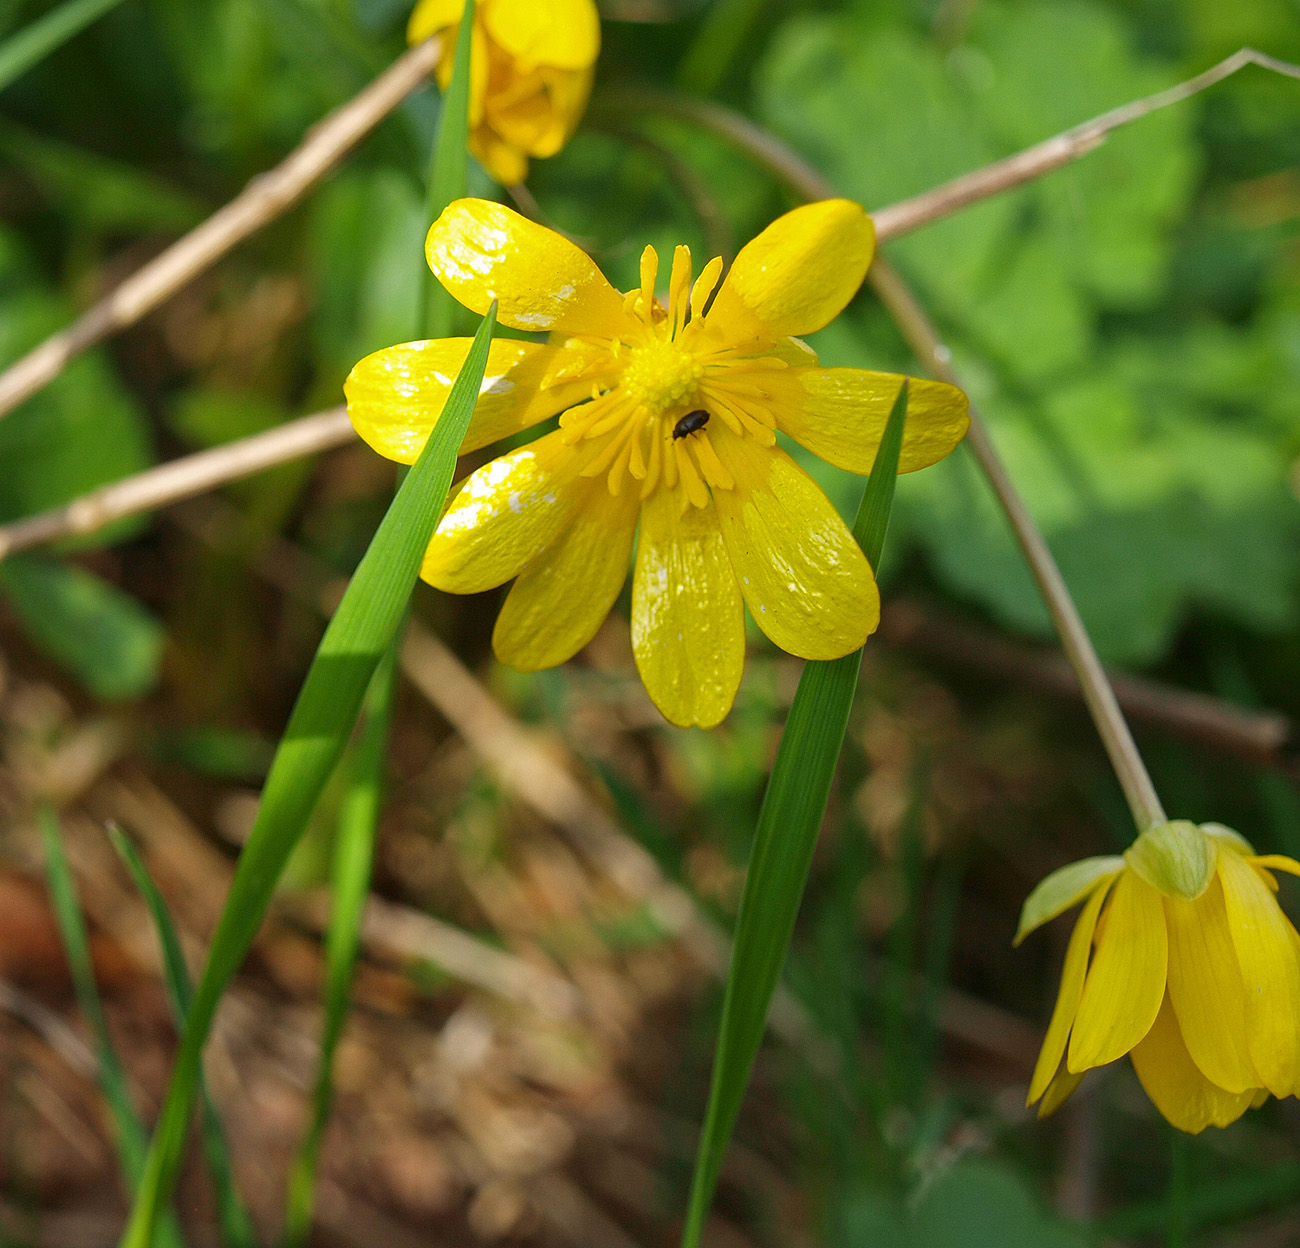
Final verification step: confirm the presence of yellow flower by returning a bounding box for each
[408,0,599,184]
[1017,820,1300,1133]
[346,197,969,727]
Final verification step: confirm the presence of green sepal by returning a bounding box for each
[1125,820,1216,901]
[1014,855,1124,946]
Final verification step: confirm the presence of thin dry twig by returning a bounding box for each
[615,47,1300,243]
[5,50,1295,560]
[0,38,441,425]
[0,408,352,558]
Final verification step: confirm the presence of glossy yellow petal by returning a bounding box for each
[1165,878,1258,1094]
[492,476,637,670]
[346,338,591,463]
[408,0,463,42]
[1217,846,1300,1097]
[1130,995,1257,1134]
[1069,870,1167,1071]
[711,434,879,661]
[1028,879,1111,1105]
[1036,1068,1085,1119]
[761,368,969,475]
[483,0,599,69]
[631,486,744,728]
[1015,857,1124,946]
[707,200,875,340]
[421,430,584,593]
[426,199,626,335]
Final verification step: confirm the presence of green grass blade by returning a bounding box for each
[106,827,257,1248]
[38,807,188,1248]
[676,0,768,96]
[0,0,125,92]
[680,382,909,1248]
[118,302,497,1248]
[421,0,475,339]
[282,638,398,1248]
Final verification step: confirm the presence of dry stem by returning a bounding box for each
[0,38,441,424]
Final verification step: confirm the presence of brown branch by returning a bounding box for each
[609,47,1300,239]
[0,38,441,425]
[880,600,1298,776]
[0,407,354,558]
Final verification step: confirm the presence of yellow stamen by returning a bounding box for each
[639,245,658,324]
[691,256,724,319]
[675,440,710,509]
[691,431,734,491]
[669,245,692,338]
[641,419,663,499]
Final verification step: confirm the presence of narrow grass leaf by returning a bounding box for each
[39,807,187,1248]
[421,0,475,339]
[676,0,768,96]
[119,303,497,1248]
[680,382,909,1248]
[0,0,125,92]
[282,639,398,1248]
[107,827,256,1248]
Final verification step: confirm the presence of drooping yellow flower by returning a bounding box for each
[1018,820,1300,1133]
[346,197,969,727]
[409,0,599,184]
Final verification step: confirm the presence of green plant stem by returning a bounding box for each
[39,808,187,1248]
[117,303,496,1248]
[679,384,908,1248]
[0,0,125,93]
[282,639,398,1248]
[107,828,256,1248]
[629,93,1168,836]
[420,0,475,338]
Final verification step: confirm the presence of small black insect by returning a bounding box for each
[672,409,710,440]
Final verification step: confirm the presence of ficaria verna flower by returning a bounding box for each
[408,0,599,185]
[1018,819,1300,1133]
[346,197,969,727]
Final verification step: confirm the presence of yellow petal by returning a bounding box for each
[492,476,637,670]
[1015,857,1124,946]
[1130,995,1258,1134]
[421,429,584,593]
[470,124,529,185]
[408,0,463,43]
[1217,846,1300,1097]
[761,368,968,475]
[346,338,591,463]
[1028,879,1111,1105]
[487,65,593,157]
[426,199,627,335]
[631,486,744,728]
[1249,854,1300,877]
[1164,878,1258,1094]
[1036,1068,1085,1119]
[1069,870,1167,1071]
[483,0,600,69]
[707,200,875,340]
[710,434,879,661]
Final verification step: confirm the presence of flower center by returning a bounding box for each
[621,340,702,416]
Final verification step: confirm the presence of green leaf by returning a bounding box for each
[0,554,165,701]
[680,383,909,1248]
[421,0,476,338]
[0,0,126,92]
[106,827,257,1248]
[39,807,188,1248]
[283,638,397,1248]
[0,119,203,233]
[118,301,497,1248]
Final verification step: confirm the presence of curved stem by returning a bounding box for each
[625,92,1170,832]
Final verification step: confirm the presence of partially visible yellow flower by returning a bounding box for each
[1018,820,1300,1133]
[409,0,599,184]
[346,197,969,727]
